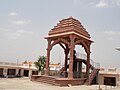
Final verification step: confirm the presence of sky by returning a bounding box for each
[0,0,120,68]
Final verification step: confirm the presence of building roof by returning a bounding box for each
[45,17,93,42]
[0,61,37,70]
[49,63,60,67]
[99,68,120,75]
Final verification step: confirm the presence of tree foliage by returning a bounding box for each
[34,56,46,72]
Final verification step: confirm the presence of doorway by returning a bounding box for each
[8,69,16,75]
[23,70,29,77]
[0,68,3,77]
[104,77,116,86]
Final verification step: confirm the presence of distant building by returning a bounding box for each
[49,63,61,71]
[0,61,38,78]
[49,63,61,76]
[98,68,120,86]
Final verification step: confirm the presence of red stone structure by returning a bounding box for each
[31,17,99,86]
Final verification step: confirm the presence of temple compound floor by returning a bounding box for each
[0,78,119,90]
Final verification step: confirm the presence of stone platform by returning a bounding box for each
[31,75,86,86]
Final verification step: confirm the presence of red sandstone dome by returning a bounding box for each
[48,17,91,40]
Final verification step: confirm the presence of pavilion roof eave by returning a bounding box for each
[44,31,94,43]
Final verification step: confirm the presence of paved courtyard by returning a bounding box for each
[0,78,120,90]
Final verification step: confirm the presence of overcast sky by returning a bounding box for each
[0,0,120,68]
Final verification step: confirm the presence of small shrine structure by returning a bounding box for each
[31,17,99,86]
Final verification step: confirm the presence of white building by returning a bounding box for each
[0,61,38,78]
[98,68,120,86]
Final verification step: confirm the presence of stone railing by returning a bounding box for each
[76,53,100,69]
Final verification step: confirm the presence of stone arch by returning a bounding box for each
[81,40,89,54]
[50,39,60,50]
[50,38,70,50]
[74,39,89,54]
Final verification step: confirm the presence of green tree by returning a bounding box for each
[34,56,46,74]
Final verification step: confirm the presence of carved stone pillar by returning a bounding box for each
[45,39,51,76]
[78,62,82,78]
[86,45,90,79]
[68,35,75,79]
[64,46,69,77]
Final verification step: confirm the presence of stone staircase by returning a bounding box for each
[89,68,99,85]
[35,76,60,86]
[76,53,100,85]
[82,61,99,85]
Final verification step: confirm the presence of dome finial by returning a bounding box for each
[69,16,73,18]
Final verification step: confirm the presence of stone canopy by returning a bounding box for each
[31,17,99,86]
[46,17,93,42]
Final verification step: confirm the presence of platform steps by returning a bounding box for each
[36,76,60,86]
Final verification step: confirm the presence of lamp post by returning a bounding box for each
[115,47,120,51]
